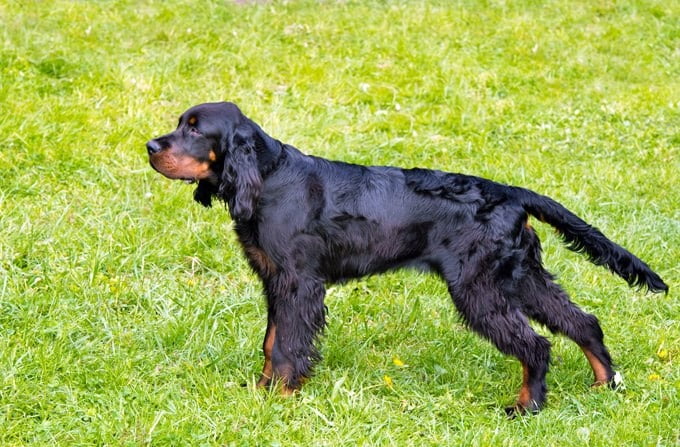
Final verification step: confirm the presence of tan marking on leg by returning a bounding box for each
[517,363,532,407]
[257,324,276,387]
[245,245,278,277]
[581,347,611,385]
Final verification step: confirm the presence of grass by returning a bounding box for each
[0,0,678,444]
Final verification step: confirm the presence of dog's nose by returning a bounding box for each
[146,140,162,155]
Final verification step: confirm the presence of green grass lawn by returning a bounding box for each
[1,0,678,445]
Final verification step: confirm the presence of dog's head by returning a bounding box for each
[147,102,281,220]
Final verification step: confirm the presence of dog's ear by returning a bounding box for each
[219,122,263,222]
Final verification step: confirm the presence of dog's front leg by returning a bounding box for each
[265,272,326,393]
[256,316,276,388]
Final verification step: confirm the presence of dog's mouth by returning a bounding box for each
[148,153,213,185]
[150,165,198,184]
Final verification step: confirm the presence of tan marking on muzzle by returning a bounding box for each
[149,152,213,180]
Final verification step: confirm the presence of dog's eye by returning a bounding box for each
[189,127,201,136]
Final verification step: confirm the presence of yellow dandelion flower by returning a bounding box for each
[657,349,669,361]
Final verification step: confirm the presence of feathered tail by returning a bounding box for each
[513,187,668,293]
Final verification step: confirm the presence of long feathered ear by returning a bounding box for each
[219,123,263,222]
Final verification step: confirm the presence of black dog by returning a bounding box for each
[147,102,667,414]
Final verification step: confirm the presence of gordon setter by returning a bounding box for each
[147,101,667,415]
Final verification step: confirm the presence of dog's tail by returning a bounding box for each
[512,187,668,293]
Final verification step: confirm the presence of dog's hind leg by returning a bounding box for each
[518,223,616,387]
[521,272,616,387]
[447,278,551,415]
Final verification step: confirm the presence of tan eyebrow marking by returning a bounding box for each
[188,116,197,125]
